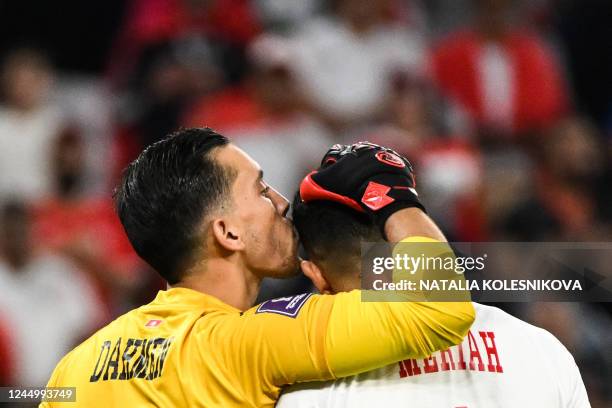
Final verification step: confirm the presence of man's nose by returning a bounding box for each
[269,187,290,217]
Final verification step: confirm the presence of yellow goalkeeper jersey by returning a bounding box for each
[41,245,474,407]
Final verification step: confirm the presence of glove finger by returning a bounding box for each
[349,141,384,153]
[373,149,412,170]
[348,141,413,169]
[320,143,350,167]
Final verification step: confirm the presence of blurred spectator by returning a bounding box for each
[32,128,147,316]
[422,0,473,37]
[288,0,426,128]
[0,200,103,387]
[0,49,64,201]
[502,118,610,240]
[430,0,569,138]
[110,36,225,181]
[53,77,117,197]
[417,140,486,241]
[107,0,261,170]
[128,39,223,147]
[185,35,333,198]
[353,73,445,152]
[352,73,486,240]
[107,0,261,88]
[481,146,534,235]
[351,71,469,150]
[255,0,322,32]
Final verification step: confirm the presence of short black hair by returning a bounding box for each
[114,128,233,284]
[292,194,381,273]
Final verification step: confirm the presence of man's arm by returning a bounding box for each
[214,287,473,389]
[385,208,446,243]
[208,208,473,392]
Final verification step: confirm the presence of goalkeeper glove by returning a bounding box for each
[299,141,425,234]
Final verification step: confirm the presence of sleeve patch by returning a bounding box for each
[255,293,313,318]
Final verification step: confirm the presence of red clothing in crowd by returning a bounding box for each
[32,198,140,278]
[32,197,143,315]
[418,139,488,241]
[121,0,260,45]
[0,319,12,385]
[183,86,268,133]
[107,0,261,84]
[430,29,568,134]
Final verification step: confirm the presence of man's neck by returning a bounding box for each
[175,258,261,311]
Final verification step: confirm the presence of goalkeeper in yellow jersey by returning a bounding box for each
[41,129,474,407]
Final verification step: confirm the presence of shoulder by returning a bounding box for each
[51,309,143,371]
[474,303,571,358]
[475,303,535,329]
[246,293,316,318]
[66,309,136,352]
[46,333,94,386]
[247,291,365,318]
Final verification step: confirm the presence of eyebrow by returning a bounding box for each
[256,170,264,184]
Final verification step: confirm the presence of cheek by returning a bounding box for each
[240,195,272,222]
[243,200,278,246]
[261,216,289,258]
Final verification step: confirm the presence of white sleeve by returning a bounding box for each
[540,329,591,408]
[559,347,591,408]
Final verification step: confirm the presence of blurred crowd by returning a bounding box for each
[0,0,610,405]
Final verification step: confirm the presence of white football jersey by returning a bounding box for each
[278,303,590,408]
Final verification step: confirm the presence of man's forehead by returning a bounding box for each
[216,144,261,179]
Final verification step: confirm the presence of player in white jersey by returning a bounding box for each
[279,195,591,408]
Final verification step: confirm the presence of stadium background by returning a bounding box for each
[0,0,610,405]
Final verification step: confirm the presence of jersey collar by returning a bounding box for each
[152,287,241,314]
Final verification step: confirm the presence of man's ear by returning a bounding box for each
[301,260,333,294]
[211,217,245,252]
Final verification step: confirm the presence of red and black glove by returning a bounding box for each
[299,141,425,233]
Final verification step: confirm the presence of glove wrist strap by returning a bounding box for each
[373,200,426,240]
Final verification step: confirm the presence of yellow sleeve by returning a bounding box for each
[210,237,474,390]
[217,292,473,390]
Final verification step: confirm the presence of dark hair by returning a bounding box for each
[292,194,381,272]
[114,128,233,284]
